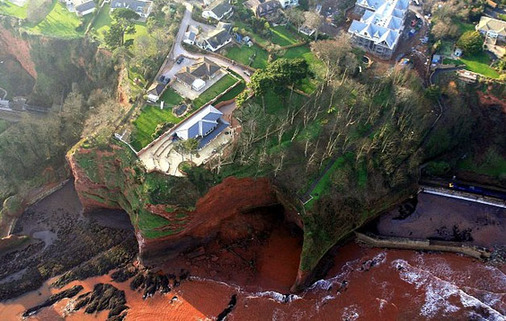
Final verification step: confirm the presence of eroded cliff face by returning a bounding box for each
[0,28,37,79]
[67,141,285,264]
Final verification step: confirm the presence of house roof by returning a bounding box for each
[476,16,506,37]
[356,0,408,11]
[74,0,95,13]
[188,31,196,41]
[205,29,231,50]
[175,57,221,87]
[217,21,233,33]
[209,1,233,18]
[111,0,152,15]
[256,0,281,16]
[348,0,407,50]
[349,20,400,49]
[175,105,224,140]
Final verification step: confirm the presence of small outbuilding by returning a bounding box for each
[192,78,206,92]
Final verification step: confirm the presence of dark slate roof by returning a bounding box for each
[175,58,221,86]
[188,31,196,41]
[111,0,150,14]
[206,29,231,50]
[198,119,229,149]
[175,105,225,141]
[75,1,96,13]
[176,72,196,87]
[211,1,233,18]
[191,58,220,78]
[155,83,166,95]
[256,0,280,16]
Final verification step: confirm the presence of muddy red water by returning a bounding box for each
[1,194,505,320]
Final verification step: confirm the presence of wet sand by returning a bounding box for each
[377,192,506,247]
[1,193,505,320]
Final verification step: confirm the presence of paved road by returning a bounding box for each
[156,6,252,84]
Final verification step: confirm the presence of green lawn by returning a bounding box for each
[438,40,454,56]
[257,90,306,114]
[160,87,183,105]
[193,74,238,108]
[456,21,475,35]
[0,0,28,19]
[459,52,500,79]
[28,1,85,38]
[92,3,148,42]
[270,25,299,46]
[225,44,269,69]
[92,3,113,35]
[282,45,325,94]
[0,119,10,135]
[234,21,270,46]
[214,81,246,104]
[442,57,463,65]
[131,103,184,150]
[283,46,324,73]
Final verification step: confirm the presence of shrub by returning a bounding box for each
[457,31,484,55]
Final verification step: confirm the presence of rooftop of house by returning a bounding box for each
[356,0,408,11]
[74,0,95,12]
[111,0,152,12]
[256,0,281,14]
[207,0,233,17]
[176,57,222,86]
[205,29,231,49]
[476,16,506,37]
[175,105,229,144]
[348,0,408,49]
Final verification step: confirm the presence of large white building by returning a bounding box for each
[348,0,409,59]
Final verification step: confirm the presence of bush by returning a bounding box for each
[425,161,451,176]
[457,31,484,55]
[151,122,174,140]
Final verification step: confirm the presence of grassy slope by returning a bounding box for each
[193,74,238,108]
[29,1,84,38]
[457,147,506,179]
[92,4,148,42]
[459,52,500,79]
[0,120,10,135]
[0,0,28,19]
[214,80,245,104]
[270,25,299,46]
[225,44,269,69]
[131,104,184,150]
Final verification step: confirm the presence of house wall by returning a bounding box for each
[351,34,394,59]
[202,10,218,20]
[78,7,96,16]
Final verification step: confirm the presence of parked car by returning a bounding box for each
[243,70,251,77]
[176,56,184,64]
[159,75,170,84]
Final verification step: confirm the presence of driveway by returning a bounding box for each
[155,6,252,86]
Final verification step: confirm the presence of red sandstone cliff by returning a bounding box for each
[0,28,37,79]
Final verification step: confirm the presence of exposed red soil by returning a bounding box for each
[0,28,37,79]
[141,176,282,260]
[478,91,506,113]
